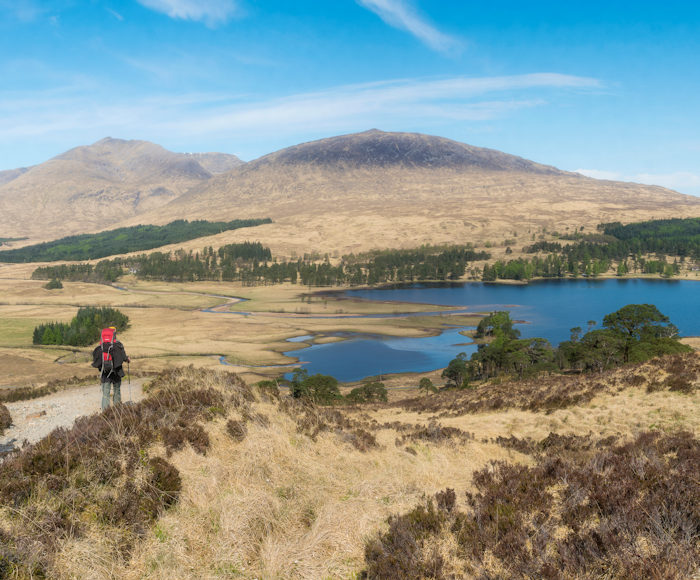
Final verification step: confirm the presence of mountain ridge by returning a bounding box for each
[1,130,699,256]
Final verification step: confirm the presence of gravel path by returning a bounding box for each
[1,379,146,455]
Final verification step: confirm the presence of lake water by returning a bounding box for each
[284,278,699,382]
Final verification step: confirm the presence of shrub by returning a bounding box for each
[0,403,11,435]
[364,430,700,579]
[418,377,437,393]
[43,278,63,290]
[346,381,388,403]
[226,419,248,442]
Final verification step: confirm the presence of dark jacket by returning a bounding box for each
[91,340,129,382]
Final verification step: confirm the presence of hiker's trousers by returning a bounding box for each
[101,381,122,410]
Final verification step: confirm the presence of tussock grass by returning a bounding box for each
[112,376,513,579]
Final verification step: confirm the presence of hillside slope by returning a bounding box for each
[3,130,700,258]
[122,130,700,258]
[0,138,242,243]
[0,356,697,578]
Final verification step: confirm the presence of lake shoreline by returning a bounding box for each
[283,277,700,382]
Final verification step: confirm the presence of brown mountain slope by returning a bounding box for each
[119,130,700,258]
[0,138,242,242]
[250,129,567,173]
[0,167,30,187]
[183,152,244,174]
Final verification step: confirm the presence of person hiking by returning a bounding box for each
[91,326,130,410]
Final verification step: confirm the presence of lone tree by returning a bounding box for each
[602,304,679,363]
[418,377,437,393]
[291,369,342,404]
[347,381,388,403]
[442,353,475,388]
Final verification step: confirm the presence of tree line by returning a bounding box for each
[33,306,129,347]
[32,243,491,286]
[0,218,272,263]
[441,304,691,387]
[485,217,700,281]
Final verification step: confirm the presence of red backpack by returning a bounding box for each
[100,327,116,374]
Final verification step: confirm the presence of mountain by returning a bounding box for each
[2,130,700,257]
[0,138,242,242]
[0,167,29,187]
[182,152,244,174]
[119,130,700,258]
[249,129,567,173]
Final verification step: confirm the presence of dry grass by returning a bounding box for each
[0,276,479,387]
[1,354,699,578]
[115,166,700,261]
[118,394,516,579]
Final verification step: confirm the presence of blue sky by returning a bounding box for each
[1,0,699,195]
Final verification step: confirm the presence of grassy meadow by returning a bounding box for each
[0,275,480,388]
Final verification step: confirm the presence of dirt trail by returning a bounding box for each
[1,379,146,455]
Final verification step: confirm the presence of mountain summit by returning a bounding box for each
[0,138,242,241]
[2,130,700,254]
[249,129,565,174]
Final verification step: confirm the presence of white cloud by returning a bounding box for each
[136,0,238,26]
[356,0,462,54]
[576,168,700,196]
[160,74,598,134]
[0,73,600,166]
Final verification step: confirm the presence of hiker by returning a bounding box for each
[91,326,130,410]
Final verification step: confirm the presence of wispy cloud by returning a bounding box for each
[177,74,596,134]
[106,7,124,22]
[0,73,600,165]
[356,0,462,54]
[136,0,238,26]
[576,168,700,196]
[0,0,47,22]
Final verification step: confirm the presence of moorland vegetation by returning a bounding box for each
[365,429,698,579]
[0,354,697,578]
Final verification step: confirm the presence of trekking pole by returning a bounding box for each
[128,360,132,402]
